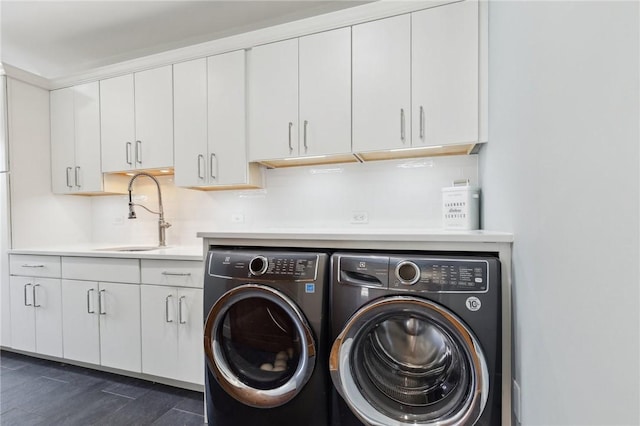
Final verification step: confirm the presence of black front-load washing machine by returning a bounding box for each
[329,252,501,426]
[203,248,330,426]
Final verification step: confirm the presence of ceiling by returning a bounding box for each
[1,1,369,80]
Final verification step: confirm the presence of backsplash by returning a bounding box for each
[91,155,478,247]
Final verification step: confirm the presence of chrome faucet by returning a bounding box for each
[127,172,172,247]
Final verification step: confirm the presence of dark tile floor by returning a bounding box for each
[0,350,205,426]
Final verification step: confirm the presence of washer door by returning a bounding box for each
[204,284,316,408]
[330,296,489,426]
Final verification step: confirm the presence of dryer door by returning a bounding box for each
[204,284,316,408]
[330,295,489,426]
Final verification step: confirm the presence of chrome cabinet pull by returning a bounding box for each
[303,120,308,152]
[99,289,106,315]
[66,167,73,188]
[161,271,192,276]
[23,283,32,306]
[197,154,205,179]
[179,296,186,324]
[165,294,173,323]
[419,106,425,140]
[135,140,142,164]
[22,264,44,268]
[288,122,293,153]
[126,142,133,165]
[33,284,41,308]
[75,166,81,188]
[87,288,95,314]
[210,153,217,180]
[400,108,406,143]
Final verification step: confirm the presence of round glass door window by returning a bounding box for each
[204,284,316,408]
[330,296,488,425]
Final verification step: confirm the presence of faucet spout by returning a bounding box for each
[127,172,171,247]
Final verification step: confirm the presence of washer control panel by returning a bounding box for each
[389,257,488,292]
[209,250,319,281]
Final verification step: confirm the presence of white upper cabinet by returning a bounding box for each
[249,38,299,161]
[298,27,352,157]
[249,27,352,162]
[352,14,411,153]
[174,51,259,188]
[412,1,479,147]
[50,82,103,194]
[100,66,173,173]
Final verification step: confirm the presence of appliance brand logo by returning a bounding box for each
[359,262,366,268]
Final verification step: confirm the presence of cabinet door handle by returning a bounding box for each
[87,288,95,314]
[99,289,106,315]
[400,108,406,143]
[419,106,425,140]
[197,154,205,179]
[135,140,142,164]
[210,154,217,180]
[66,167,73,188]
[165,294,173,323]
[126,142,133,165]
[75,166,81,188]
[21,264,44,268]
[23,283,32,306]
[161,271,192,276]
[288,122,293,153]
[303,120,308,152]
[179,296,186,324]
[33,284,41,307]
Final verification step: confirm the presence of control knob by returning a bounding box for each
[249,255,269,276]
[395,261,420,285]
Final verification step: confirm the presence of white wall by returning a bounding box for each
[7,78,92,248]
[480,2,639,425]
[91,155,479,247]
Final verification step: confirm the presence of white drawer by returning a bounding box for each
[62,257,140,283]
[10,254,61,278]
[140,260,203,288]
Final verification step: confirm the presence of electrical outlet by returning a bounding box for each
[231,213,245,223]
[351,211,369,224]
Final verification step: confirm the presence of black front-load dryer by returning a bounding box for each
[329,252,501,426]
[203,248,330,425]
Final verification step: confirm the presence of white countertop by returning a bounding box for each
[197,229,513,243]
[9,244,204,261]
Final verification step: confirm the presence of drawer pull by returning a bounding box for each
[22,264,45,268]
[179,296,186,324]
[161,272,192,276]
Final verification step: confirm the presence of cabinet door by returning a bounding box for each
[100,74,135,173]
[248,38,298,161]
[9,276,36,352]
[140,285,179,379]
[33,278,63,357]
[134,66,174,170]
[208,50,248,185]
[177,288,204,385]
[73,82,103,192]
[173,59,208,187]
[50,87,75,194]
[353,14,411,152]
[299,27,351,157]
[98,282,141,372]
[61,280,100,365]
[412,1,479,147]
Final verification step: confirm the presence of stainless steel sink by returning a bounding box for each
[93,246,167,252]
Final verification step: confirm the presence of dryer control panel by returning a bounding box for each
[208,250,320,282]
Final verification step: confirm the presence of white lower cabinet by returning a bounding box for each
[141,285,203,385]
[61,280,141,372]
[9,276,63,357]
